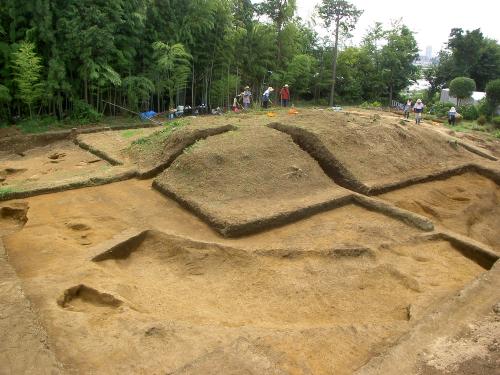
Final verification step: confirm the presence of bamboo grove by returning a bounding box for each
[0,0,498,123]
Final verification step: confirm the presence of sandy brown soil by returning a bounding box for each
[0,108,499,374]
[76,127,160,164]
[125,122,236,175]
[2,180,488,374]
[154,125,349,235]
[380,172,500,250]
[0,140,114,191]
[271,111,485,190]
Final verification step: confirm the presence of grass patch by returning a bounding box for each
[0,186,15,199]
[128,119,187,152]
[121,129,143,139]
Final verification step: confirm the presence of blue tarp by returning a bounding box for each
[140,111,157,120]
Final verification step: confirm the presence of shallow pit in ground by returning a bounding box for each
[2,181,489,374]
[379,172,500,250]
[153,125,349,236]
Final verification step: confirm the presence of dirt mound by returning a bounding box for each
[270,111,486,193]
[126,122,236,177]
[153,126,349,236]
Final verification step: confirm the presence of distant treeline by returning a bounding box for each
[0,0,498,122]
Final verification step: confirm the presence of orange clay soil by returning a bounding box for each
[379,172,500,250]
[2,179,488,374]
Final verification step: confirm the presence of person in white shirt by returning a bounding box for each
[262,87,273,109]
[413,99,424,124]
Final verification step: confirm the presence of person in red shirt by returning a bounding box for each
[280,84,290,107]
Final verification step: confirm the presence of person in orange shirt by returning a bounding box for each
[280,84,290,107]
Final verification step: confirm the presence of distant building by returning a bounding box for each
[425,46,432,60]
[440,88,486,105]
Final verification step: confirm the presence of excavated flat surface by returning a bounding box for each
[154,126,349,234]
[2,180,487,374]
[273,111,484,189]
[379,172,500,250]
[76,127,160,164]
[0,140,115,192]
[0,109,499,374]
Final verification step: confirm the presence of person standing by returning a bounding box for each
[448,106,457,126]
[280,84,290,107]
[242,86,252,109]
[262,87,273,109]
[403,99,412,119]
[413,99,424,124]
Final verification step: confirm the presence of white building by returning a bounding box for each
[440,88,486,105]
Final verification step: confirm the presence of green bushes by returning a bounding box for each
[360,101,382,108]
[457,104,479,120]
[70,100,102,123]
[492,116,500,127]
[477,115,487,125]
[429,102,454,117]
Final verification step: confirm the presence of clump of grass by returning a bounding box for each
[128,119,187,153]
[0,186,15,199]
[121,129,142,138]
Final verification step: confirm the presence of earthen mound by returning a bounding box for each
[126,123,236,177]
[153,126,349,236]
[270,111,487,193]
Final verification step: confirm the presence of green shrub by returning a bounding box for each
[485,79,500,105]
[429,102,454,117]
[477,115,487,125]
[457,104,479,120]
[70,100,102,123]
[492,116,500,127]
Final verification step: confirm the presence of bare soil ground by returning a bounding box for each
[0,140,129,195]
[270,111,488,191]
[2,181,488,374]
[76,127,160,164]
[154,125,349,235]
[380,172,500,250]
[0,108,499,374]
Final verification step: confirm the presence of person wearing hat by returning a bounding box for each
[448,106,457,126]
[262,86,274,109]
[413,99,425,124]
[280,84,290,107]
[241,86,252,110]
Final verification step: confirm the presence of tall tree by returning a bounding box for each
[11,41,44,118]
[316,0,363,106]
[379,23,419,105]
[152,42,192,110]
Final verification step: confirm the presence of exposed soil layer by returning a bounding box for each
[4,209,486,374]
[0,109,499,374]
[380,172,500,250]
[126,122,237,177]
[269,112,486,192]
[154,126,349,235]
[75,127,160,165]
[0,140,114,190]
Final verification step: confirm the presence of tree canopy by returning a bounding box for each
[0,0,497,124]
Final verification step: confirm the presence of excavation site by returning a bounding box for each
[1,109,499,375]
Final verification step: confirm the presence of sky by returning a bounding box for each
[294,0,500,55]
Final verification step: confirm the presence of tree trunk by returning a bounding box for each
[329,21,340,107]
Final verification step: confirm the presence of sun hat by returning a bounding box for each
[417,99,422,103]
[284,84,289,87]
[245,86,250,89]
